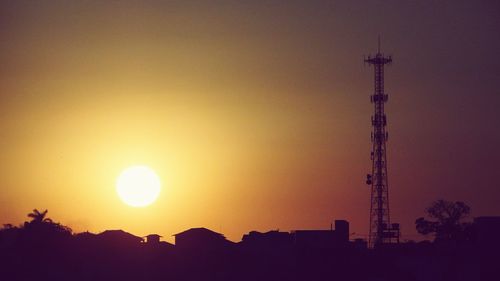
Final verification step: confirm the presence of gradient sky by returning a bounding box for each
[1,1,499,242]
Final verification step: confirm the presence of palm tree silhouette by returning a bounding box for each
[27,209,52,223]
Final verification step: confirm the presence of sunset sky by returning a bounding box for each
[1,1,499,242]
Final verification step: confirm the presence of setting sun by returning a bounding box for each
[116,166,161,207]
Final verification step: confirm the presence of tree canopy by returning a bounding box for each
[415,199,471,242]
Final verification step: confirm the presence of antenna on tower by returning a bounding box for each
[377,35,381,54]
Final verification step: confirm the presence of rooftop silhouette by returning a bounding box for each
[1,208,499,281]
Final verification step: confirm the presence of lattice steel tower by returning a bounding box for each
[364,41,400,248]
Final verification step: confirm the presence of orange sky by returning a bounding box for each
[1,1,499,242]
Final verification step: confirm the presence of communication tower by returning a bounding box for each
[364,40,400,248]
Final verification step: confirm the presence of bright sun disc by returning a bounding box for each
[116,165,161,207]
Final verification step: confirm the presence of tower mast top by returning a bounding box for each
[378,35,380,54]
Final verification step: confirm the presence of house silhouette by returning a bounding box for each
[173,227,232,251]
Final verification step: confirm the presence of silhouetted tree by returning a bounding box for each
[23,209,71,235]
[27,209,52,223]
[2,224,15,229]
[415,199,471,242]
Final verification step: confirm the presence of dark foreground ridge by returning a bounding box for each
[1,212,499,281]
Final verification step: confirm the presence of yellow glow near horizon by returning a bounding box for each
[116,166,161,207]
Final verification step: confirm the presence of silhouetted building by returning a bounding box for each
[174,227,231,251]
[292,230,336,249]
[97,230,144,247]
[292,220,350,249]
[145,234,161,244]
[240,220,350,251]
[352,238,368,250]
[75,231,95,239]
[241,230,292,249]
[334,220,349,242]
